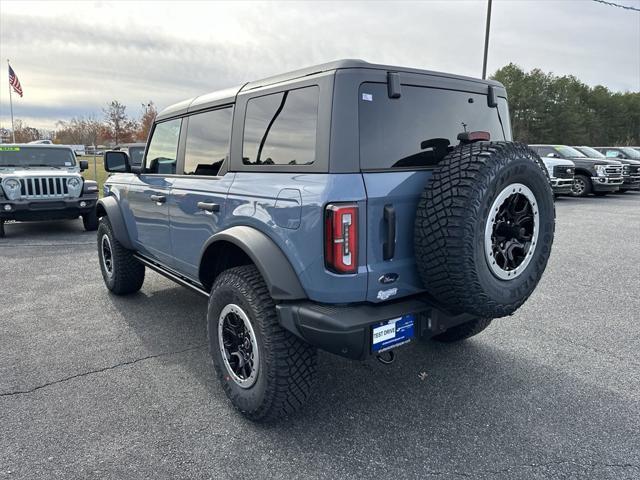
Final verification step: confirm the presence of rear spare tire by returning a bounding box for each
[415,142,554,319]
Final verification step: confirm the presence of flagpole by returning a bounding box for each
[7,59,15,143]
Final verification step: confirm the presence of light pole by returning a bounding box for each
[482,0,493,79]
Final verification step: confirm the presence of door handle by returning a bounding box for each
[150,194,166,204]
[197,202,220,213]
[383,204,396,260]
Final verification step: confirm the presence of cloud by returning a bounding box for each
[0,0,638,130]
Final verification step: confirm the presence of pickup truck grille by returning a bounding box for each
[553,165,575,178]
[605,165,623,178]
[18,177,71,199]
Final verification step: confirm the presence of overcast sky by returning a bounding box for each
[0,0,638,131]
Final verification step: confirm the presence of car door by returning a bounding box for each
[127,118,182,266]
[169,107,235,281]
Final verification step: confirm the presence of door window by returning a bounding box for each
[243,86,319,166]
[183,108,233,176]
[145,118,181,174]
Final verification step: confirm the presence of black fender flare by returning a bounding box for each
[96,196,134,250]
[201,226,307,301]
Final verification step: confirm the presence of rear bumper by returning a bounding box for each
[0,195,97,221]
[277,296,475,360]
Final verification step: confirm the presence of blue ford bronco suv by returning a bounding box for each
[97,60,555,421]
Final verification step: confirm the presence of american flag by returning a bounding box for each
[9,65,23,97]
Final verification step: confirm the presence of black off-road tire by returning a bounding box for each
[82,209,98,231]
[571,174,592,197]
[97,217,145,295]
[208,265,317,422]
[432,318,493,343]
[415,142,555,319]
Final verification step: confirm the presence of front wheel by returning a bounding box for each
[97,217,145,295]
[571,174,592,197]
[208,265,317,422]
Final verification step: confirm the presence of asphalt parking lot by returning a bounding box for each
[1,193,639,480]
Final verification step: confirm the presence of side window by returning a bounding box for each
[243,86,319,166]
[145,118,181,174]
[533,146,552,157]
[183,107,233,176]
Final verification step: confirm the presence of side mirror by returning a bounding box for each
[131,165,142,174]
[104,151,130,173]
[617,153,624,159]
[79,160,88,171]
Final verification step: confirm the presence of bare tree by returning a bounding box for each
[13,120,40,143]
[103,100,138,145]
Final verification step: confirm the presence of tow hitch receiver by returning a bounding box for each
[376,350,395,365]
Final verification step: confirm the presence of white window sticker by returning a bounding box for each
[64,162,72,166]
[362,93,373,102]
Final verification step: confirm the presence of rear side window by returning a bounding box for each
[243,86,319,166]
[145,118,181,174]
[183,107,233,176]
[359,83,507,170]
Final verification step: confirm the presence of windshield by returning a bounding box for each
[128,147,145,166]
[0,147,76,167]
[575,146,604,158]
[620,147,640,159]
[554,146,585,158]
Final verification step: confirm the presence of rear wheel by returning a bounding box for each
[415,142,555,319]
[432,318,492,343]
[571,174,592,197]
[208,265,317,422]
[97,217,145,295]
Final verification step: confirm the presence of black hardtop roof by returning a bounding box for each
[157,59,505,120]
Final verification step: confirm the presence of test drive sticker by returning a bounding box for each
[0,147,20,151]
[362,93,373,101]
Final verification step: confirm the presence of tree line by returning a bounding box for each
[4,101,157,146]
[492,64,640,146]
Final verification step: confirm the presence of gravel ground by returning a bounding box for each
[1,192,639,479]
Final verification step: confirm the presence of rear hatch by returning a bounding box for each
[358,81,510,303]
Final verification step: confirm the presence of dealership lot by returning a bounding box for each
[1,193,639,480]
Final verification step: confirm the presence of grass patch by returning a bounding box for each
[78,155,108,196]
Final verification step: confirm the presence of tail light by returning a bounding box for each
[324,203,358,274]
